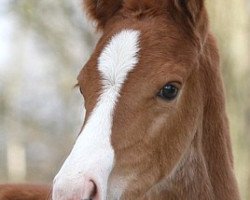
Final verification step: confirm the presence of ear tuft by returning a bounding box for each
[84,0,123,30]
[173,0,204,25]
[169,0,208,45]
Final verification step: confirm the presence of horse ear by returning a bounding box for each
[169,0,207,43]
[173,0,204,25]
[84,0,123,30]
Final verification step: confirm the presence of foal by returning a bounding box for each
[1,0,240,199]
[54,0,240,199]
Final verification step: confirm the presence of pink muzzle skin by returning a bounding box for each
[81,180,97,200]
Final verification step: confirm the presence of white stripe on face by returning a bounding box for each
[53,30,140,200]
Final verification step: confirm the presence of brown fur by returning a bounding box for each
[79,0,241,199]
[0,0,240,199]
[0,184,51,200]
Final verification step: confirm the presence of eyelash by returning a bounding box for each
[74,83,80,88]
[74,83,83,95]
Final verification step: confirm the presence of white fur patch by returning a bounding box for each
[52,30,140,200]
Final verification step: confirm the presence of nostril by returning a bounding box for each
[82,179,98,200]
[89,180,97,199]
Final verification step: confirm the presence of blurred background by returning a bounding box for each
[0,0,249,199]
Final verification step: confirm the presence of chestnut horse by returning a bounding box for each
[0,0,241,199]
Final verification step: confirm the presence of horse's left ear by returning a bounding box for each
[84,0,123,30]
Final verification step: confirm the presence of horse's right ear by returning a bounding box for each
[168,0,208,44]
[172,0,205,26]
[84,0,123,30]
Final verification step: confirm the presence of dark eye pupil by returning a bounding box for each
[158,84,178,100]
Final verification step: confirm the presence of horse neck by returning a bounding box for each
[200,34,240,200]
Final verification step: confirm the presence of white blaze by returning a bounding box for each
[53,29,140,200]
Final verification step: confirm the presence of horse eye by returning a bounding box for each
[158,83,179,101]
